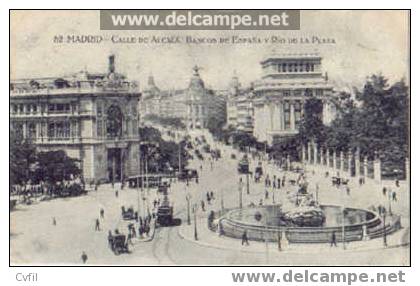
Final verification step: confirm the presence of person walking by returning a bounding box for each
[81,251,88,264]
[201,200,206,212]
[100,208,104,219]
[241,230,249,246]
[330,231,337,247]
[52,217,56,226]
[95,218,100,231]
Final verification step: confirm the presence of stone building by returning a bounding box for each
[10,55,141,182]
[140,66,226,130]
[252,52,336,145]
[226,73,254,134]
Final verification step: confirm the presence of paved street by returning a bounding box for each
[10,130,410,265]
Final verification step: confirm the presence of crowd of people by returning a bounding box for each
[10,176,86,205]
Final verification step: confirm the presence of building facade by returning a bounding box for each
[252,52,336,145]
[10,55,141,182]
[226,73,254,133]
[140,66,226,130]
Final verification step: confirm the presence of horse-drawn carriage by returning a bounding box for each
[121,206,137,221]
[108,234,129,255]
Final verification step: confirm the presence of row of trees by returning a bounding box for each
[143,114,186,130]
[10,130,81,185]
[297,75,409,174]
[138,126,189,173]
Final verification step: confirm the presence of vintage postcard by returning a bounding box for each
[10,10,410,266]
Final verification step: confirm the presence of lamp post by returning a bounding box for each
[382,209,388,247]
[193,204,198,240]
[221,188,225,212]
[387,188,392,216]
[238,178,243,209]
[186,193,191,225]
[341,184,346,250]
[246,172,250,195]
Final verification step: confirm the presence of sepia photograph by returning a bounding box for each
[9,10,410,266]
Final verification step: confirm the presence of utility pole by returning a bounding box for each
[238,178,243,208]
[186,193,191,225]
[383,211,388,247]
[193,204,198,240]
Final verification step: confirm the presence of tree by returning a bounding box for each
[34,150,81,183]
[298,96,325,145]
[10,129,37,185]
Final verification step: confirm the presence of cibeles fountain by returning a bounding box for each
[209,181,402,244]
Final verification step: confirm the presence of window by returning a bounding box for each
[48,123,55,138]
[97,120,103,137]
[48,103,70,113]
[48,121,70,139]
[288,63,293,72]
[284,102,290,129]
[294,102,302,127]
[306,63,310,72]
[32,105,37,113]
[28,123,36,138]
[282,63,287,72]
[299,63,304,72]
[11,104,17,114]
[19,104,24,113]
[311,63,314,72]
[316,89,323,96]
[294,63,298,72]
[97,104,102,117]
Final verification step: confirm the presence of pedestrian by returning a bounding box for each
[382,187,387,196]
[330,231,337,247]
[115,190,119,198]
[95,218,100,231]
[81,251,88,264]
[127,232,133,245]
[395,179,400,187]
[201,200,206,212]
[277,178,281,189]
[210,191,214,200]
[100,208,104,219]
[265,190,269,200]
[241,230,249,246]
[52,217,56,226]
[392,191,397,201]
[346,186,350,196]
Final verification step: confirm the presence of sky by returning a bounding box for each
[10,10,409,91]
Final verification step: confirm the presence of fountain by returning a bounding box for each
[211,185,401,243]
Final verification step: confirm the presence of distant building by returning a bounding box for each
[252,52,336,145]
[226,73,254,134]
[140,66,226,129]
[10,55,141,182]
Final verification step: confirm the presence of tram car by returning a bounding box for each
[237,155,250,174]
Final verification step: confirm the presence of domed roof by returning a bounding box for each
[188,65,205,89]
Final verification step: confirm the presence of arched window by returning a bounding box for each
[106,105,123,138]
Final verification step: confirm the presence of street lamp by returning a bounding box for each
[340,184,346,250]
[186,193,191,225]
[387,188,393,216]
[193,204,198,240]
[221,188,225,212]
[382,208,388,247]
[238,178,243,209]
